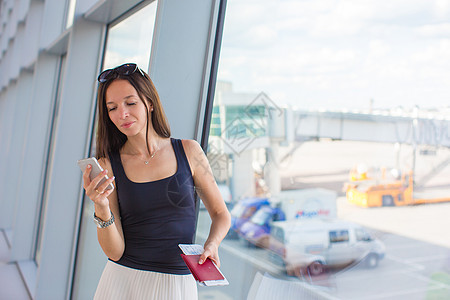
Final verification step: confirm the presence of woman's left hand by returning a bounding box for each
[199,242,220,267]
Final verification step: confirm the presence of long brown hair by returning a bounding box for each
[95,68,171,159]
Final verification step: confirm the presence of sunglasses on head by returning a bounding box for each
[97,63,145,83]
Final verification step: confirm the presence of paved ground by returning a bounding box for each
[337,196,450,249]
[277,139,450,249]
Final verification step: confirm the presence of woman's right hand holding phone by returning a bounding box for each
[83,165,115,210]
[82,164,124,260]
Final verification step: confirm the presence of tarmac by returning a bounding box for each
[277,139,450,249]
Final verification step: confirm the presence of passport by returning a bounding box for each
[180,254,229,286]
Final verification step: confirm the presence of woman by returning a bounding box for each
[82,63,231,299]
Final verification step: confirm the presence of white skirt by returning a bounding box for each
[94,261,198,300]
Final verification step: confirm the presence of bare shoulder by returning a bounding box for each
[181,139,209,176]
[181,139,203,155]
[181,139,206,163]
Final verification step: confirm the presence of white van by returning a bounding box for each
[270,219,385,276]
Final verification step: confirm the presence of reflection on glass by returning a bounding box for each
[102,1,157,72]
[71,3,159,298]
[90,2,158,157]
[329,230,349,243]
[250,207,272,226]
[35,56,67,265]
[198,0,450,299]
[65,0,77,29]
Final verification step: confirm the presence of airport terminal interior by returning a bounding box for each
[1,0,450,299]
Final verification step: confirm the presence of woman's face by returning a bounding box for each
[105,79,152,137]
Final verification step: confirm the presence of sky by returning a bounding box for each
[102,2,157,72]
[217,0,450,111]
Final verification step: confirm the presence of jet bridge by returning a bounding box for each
[291,109,450,147]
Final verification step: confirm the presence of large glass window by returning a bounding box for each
[90,1,157,157]
[102,1,157,71]
[34,56,67,265]
[71,3,158,299]
[197,1,450,299]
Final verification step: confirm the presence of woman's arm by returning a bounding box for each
[82,158,125,261]
[182,140,231,267]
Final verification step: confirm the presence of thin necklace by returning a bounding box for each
[144,151,157,165]
[144,143,159,164]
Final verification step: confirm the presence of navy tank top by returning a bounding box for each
[108,138,197,274]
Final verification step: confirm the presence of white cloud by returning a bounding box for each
[416,23,450,37]
[218,0,450,110]
[410,39,450,69]
[432,0,450,19]
[368,40,391,58]
[243,25,278,47]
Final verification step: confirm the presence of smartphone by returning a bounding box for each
[77,157,114,191]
